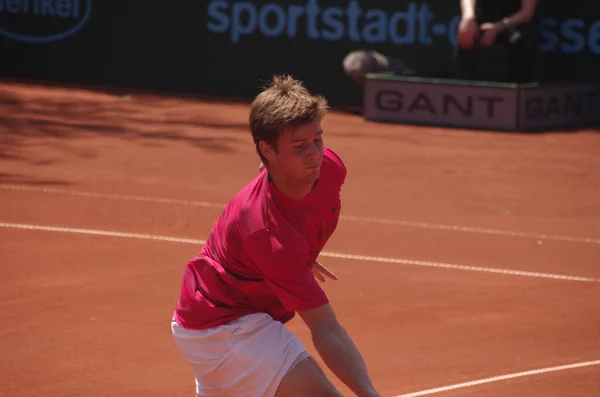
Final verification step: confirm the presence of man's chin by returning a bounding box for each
[306,168,321,181]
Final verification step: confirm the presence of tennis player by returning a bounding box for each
[171,74,381,397]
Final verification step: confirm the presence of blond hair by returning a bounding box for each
[249,74,329,163]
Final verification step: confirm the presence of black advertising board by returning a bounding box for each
[1,1,598,105]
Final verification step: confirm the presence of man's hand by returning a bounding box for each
[312,261,339,282]
[457,17,479,49]
[479,22,503,47]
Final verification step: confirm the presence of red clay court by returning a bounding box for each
[1,80,599,397]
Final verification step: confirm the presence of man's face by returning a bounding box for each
[267,120,324,184]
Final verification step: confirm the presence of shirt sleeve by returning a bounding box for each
[243,229,329,312]
[323,147,347,184]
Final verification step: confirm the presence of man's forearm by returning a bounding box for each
[503,0,537,26]
[499,10,534,29]
[491,0,537,30]
[461,0,477,19]
[312,324,380,397]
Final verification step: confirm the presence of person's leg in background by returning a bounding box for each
[506,22,537,83]
[455,44,482,80]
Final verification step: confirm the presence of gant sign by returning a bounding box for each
[364,74,600,131]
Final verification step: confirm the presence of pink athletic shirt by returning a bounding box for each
[173,147,347,330]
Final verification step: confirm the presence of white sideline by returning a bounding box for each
[2,184,599,245]
[393,359,600,397]
[1,222,599,283]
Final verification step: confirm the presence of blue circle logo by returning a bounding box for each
[0,0,92,43]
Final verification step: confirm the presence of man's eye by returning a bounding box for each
[294,144,305,149]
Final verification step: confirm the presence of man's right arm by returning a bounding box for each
[458,0,479,49]
[461,0,477,20]
[298,304,381,397]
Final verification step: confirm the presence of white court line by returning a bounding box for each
[0,184,226,209]
[0,223,206,245]
[2,184,600,245]
[340,215,600,245]
[1,222,599,283]
[394,359,600,397]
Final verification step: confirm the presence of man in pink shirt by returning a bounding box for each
[171,74,381,397]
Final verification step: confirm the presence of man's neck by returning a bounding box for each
[268,171,315,201]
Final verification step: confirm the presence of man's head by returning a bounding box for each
[250,75,329,185]
[343,50,409,85]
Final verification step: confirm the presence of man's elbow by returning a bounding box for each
[521,0,537,22]
[522,11,535,23]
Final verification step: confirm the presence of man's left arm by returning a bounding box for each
[499,0,538,30]
[479,0,537,47]
[298,303,381,397]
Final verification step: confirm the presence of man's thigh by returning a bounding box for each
[172,313,309,397]
[275,356,342,397]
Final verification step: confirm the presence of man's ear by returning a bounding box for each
[259,141,275,160]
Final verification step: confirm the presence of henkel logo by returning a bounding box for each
[0,0,92,43]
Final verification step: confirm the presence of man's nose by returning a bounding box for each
[307,142,321,158]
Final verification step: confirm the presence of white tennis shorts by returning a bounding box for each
[171,312,309,397]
